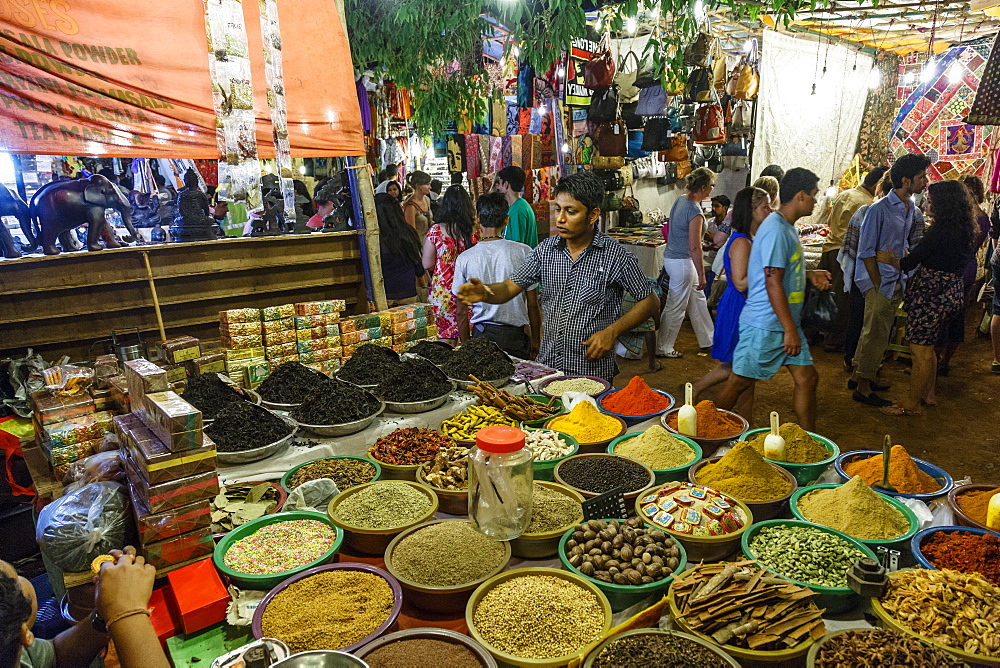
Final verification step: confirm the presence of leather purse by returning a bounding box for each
[585,39,616,90]
[592,155,626,170]
[588,87,619,124]
[594,120,627,157]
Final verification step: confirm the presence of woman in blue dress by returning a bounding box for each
[693,186,772,417]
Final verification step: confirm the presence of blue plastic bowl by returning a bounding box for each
[910,525,1000,570]
[598,389,675,427]
[834,450,954,500]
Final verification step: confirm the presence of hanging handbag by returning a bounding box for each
[592,155,626,170]
[666,100,684,133]
[712,40,727,92]
[693,99,726,144]
[594,120,627,156]
[614,51,641,103]
[622,101,643,130]
[620,186,642,226]
[657,161,678,186]
[587,87,619,124]
[584,37,616,90]
[734,38,759,100]
[635,85,669,116]
[684,68,712,104]
[634,47,660,89]
[595,169,625,191]
[619,164,634,188]
[676,159,692,179]
[641,116,674,152]
[683,32,711,67]
[603,191,622,211]
[730,99,752,133]
[659,135,689,162]
[627,130,648,159]
[517,60,535,108]
[633,156,653,179]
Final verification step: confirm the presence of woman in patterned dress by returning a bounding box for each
[423,185,478,343]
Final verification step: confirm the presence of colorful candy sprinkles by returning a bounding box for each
[223,519,336,575]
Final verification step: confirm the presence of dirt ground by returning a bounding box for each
[615,314,1000,486]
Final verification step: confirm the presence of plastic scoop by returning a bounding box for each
[678,383,697,437]
[763,411,786,461]
[871,435,897,493]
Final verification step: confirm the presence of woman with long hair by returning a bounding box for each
[693,187,772,415]
[374,192,426,305]
[656,167,716,358]
[424,185,478,343]
[402,170,433,240]
[877,180,976,415]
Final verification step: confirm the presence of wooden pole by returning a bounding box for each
[141,251,167,341]
[352,157,387,311]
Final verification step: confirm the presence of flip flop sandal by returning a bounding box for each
[847,379,891,392]
[852,390,892,408]
[993,362,1000,375]
[657,350,684,359]
[880,403,923,416]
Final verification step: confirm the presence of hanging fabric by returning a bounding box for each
[465,134,481,178]
[511,135,523,167]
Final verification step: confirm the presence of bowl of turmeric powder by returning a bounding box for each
[740,425,840,485]
[688,443,798,522]
[947,484,999,531]
[833,446,953,500]
[660,401,748,457]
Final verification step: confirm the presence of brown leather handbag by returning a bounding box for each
[594,121,627,157]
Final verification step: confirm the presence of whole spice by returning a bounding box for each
[441,337,514,381]
[339,343,402,385]
[593,632,734,668]
[260,570,394,652]
[377,356,452,402]
[557,455,650,495]
[564,517,680,585]
[390,521,508,586]
[544,377,607,396]
[880,568,1000,658]
[332,481,433,529]
[369,428,452,466]
[223,519,336,574]
[749,525,867,588]
[211,483,279,533]
[204,402,292,452]
[471,380,560,422]
[813,628,967,668]
[287,458,378,491]
[181,373,247,420]
[524,430,574,461]
[439,405,517,441]
[956,488,997,526]
[694,441,792,503]
[744,423,829,464]
[638,482,748,537]
[547,401,622,444]
[421,445,470,490]
[665,400,744,439]
[673,561,828,650]
[409,340,454,365]
[920,530,1000,585]
[842,445,942,495]
[525,483,583,534]
[257,361,327,404]
[601,376,671,415]
[472,574,606,659]
[291,379,381,425]
[613,426,697,470]
[797,477,910,541]
[363,638,482,668]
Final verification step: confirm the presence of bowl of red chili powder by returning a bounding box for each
[911,526,1000,586]
[598,376,674,426]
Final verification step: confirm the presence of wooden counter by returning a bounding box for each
[0,233,366,361]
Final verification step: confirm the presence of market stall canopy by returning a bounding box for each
[0,0,363,158]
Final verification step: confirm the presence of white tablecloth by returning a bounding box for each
[623,243,666,278]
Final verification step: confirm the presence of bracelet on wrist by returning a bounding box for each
[105,608,152,629]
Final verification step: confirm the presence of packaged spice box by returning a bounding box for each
[296,326,329,342]
[89,387,114,412]
[294,300,344,316]
[219,308,261,324]
[44,437,101,466]
[116,414,217,484]
[266,342,297,359]
[222,333,264,349]
[141,525,215,570]
[43,413,108,448]
[262,318,295,335]
[124,359,168,416]
[220,321,262,338]
[156,336,202,364]
[293,314,336,329]
[261,304,295,321]
[264,330,296,346]
[187,353,226,376]
[225,347,266,362]
[299,348,338,363]
[155,363,187,385]
[131,488,212,544]
[94,355,120,388]
[125,457,220,514]
[142,391,203,452]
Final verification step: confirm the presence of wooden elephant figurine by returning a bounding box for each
[0,182,27,258]
[25,174,137,255]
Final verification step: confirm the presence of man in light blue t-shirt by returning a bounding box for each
[494,166,538,248]
[717,168,832,430]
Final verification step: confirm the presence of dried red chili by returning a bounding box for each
[368,427,452,466]
[921,531,1000,586]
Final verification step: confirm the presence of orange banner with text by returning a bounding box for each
[0,0,363,157]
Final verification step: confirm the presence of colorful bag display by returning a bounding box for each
[693,101,726,144]
[588,87,619,124]
[592,155,626,170]
[659,135,689,162]
[614,51,641,103]
[641,116,675,152]
[684,68,712,104]
[635,85,669,116]
[594,121,627,157]
[584,39,616,90]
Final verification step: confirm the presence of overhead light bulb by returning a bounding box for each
[626,16,638,34]
[920,63,936,83]
[298,164,307,175]
[901,72,915,85]
[867,68,881,89]
[537,107,547,116]
[557,66,565,78]
[948,63,963,84]
[694,0,705,19]
[825,181,838,198]
[561,142,571,154]
[512,46,520,58]
[744,39,753,53]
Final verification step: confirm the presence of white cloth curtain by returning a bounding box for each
[753,31,872,187]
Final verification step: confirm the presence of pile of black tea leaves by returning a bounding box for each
[205,402,292,452]
[378,356,452,402]
[442,337,515,381]
[256,361,327,404]
[337,343,401,386]
[181,373,247,420]
[409,340,454,365]
[291,378,382,425]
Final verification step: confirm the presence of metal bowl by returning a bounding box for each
[272,651,369,668]
[260,397,302,412]
[448,374,512,389]
[295,399,386,437]
[216,415,298,465]
[382,384,455,414]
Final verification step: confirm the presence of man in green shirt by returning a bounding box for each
[494,166,538,248]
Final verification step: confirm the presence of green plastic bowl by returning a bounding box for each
[213,510,343,590]
[525,428,579,482]
[741,519,878,614]
[557,520,687,612]
[279,455,382,493]
[520,394,565,428]
[739,428,840,485]
[607,432,702,485]
[789,484,921,551]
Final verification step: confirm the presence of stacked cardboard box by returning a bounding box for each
[219,309,267,388]
[261,304,297,369]
[293,301,344,366]
[115,366,218,571]
[30,389,105,479]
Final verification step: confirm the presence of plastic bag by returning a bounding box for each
[283,478,340,514]
[41,365,94,396]
[560,393,598,413]
[36,481,128,571]
[61,451,124,494]
[801,288,838,338]
[1,349,49,418]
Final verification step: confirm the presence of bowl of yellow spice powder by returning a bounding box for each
[740,424,840,485]
[544,401,626,454]
[608,425,702,485]
[688,441,797,521]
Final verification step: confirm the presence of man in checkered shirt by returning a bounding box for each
[457,172,659,382]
